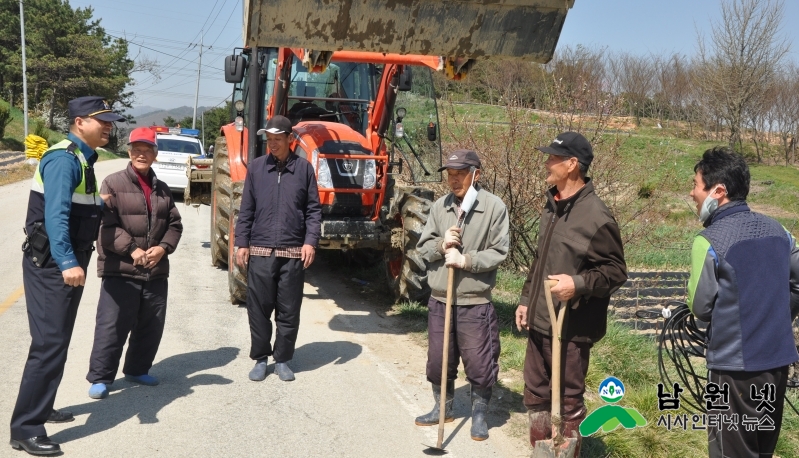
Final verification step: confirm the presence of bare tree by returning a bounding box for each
[610,53,656,126]
[694,0,790,155]
[771,67,799,165]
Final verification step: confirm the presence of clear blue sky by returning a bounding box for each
[69,0,799,111]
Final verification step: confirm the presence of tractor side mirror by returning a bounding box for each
[224,54,246,83]
[398,66,412,91]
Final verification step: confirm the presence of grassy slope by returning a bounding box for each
[1,99,124,174]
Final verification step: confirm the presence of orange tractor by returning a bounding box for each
[186,0,575,303]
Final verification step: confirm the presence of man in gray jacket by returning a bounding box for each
[415,149,509,441]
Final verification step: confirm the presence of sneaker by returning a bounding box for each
[89,383,108,399]
[249,360,268,381]
[274,362,295,381]
[124,374,159,386]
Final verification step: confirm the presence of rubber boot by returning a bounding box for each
[470,385,492,441]
[415,380,455,426]
[562,399,586,457]
[528,409,551,447]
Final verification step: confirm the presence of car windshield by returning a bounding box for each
[157,138,201,155]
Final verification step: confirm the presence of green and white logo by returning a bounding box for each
[599,376,625,403]
[579,376,647,436]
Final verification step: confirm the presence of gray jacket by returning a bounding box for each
[417,186,509,305]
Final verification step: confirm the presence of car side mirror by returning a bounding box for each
[224,54,245,83]
[398,66,412,92]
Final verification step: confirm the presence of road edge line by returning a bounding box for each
[0,286,24,317]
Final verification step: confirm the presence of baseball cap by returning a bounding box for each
[68,96,126,122]
[536,131,593,166]
[257,115,292,135]
[437,149,482,172]
[127,127,157,147]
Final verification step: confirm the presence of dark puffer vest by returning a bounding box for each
[96,163,183,280]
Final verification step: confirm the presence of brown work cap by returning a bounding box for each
[257,115,292,135]
[537,131,594,166]
[438,149,481,172]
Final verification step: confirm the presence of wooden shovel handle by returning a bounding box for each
[437,267,456,449]
[543,279,568,444]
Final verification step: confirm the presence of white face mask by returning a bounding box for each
[699,185,723,223]
[460,168,478,218]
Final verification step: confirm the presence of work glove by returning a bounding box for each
[445,249,466,269]
[442,226,462,250]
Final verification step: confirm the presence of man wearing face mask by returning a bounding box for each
[687,147,799,458]
[515,132,627,455]
[415,149,509,441]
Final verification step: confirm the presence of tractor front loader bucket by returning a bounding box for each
[243,0,574,63]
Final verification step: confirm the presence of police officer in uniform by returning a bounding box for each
[10,96,124,456]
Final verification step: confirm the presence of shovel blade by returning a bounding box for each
[531,438,579,458]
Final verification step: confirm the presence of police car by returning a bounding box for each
[150,126,209,193]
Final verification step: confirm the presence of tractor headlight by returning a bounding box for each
[311,149,334,189]
[235,116,244,132]
[363,159,376,189]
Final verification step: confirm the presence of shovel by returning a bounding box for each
[433,265,456,450]
[531,280,580,458]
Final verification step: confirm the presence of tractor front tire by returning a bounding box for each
[385,186,434,303]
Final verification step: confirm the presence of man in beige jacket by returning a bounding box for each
[415,149,509,441]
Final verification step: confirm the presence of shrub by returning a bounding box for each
[0,105,12,139]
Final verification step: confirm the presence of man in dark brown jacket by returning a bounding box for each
[86,127,183,399]
[514,132,627,455]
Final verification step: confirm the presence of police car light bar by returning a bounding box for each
[150,126,200,137]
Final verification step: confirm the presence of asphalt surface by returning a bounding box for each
[0,158,527,457]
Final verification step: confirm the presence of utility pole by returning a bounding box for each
[19,0,29,138]
[192,31,203,130]
[201,112,205,148]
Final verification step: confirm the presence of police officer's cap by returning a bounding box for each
[68,96,126,122]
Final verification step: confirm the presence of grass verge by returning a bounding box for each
[0,163,37,187]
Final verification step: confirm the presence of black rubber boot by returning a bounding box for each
[415,380,455,426]
[470,385,492,441]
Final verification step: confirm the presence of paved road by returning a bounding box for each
[0,159,528,457]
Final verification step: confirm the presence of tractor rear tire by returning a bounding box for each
[210,138,231,268]
[385,186,434,303]
[210,137,247,304]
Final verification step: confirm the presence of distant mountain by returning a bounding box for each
[127,105,164,117]
[131,106,214,128]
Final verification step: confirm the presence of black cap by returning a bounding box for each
[257,115,292,135]
[536,131,593,166]
[68,96,126,122]
[437,149,482,172]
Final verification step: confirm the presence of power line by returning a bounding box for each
[107,33,218,71]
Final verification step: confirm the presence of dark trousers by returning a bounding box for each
[10,250,92,440]
[246,253,304,363]
[708,366,788,458]
[425,297,500,390]
[523,329,592,419]
[87,277,168,384]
